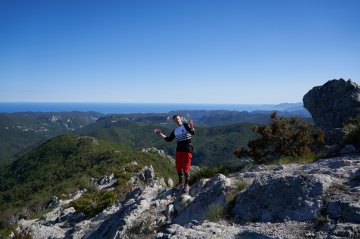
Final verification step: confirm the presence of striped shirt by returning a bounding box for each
[165,123,195,152]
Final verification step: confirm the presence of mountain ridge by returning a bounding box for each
[0,109,310,164]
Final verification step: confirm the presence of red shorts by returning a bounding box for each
[175,152,192,173]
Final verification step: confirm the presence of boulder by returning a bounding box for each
[232,174,332,223]
[165,177,173,188]
[138,165,155,182]
[340,144,357,155]
[303,79,360,143]
[172,174,231,225]
[327,201,360,223]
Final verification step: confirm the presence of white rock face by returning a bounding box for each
[16,155,360,239]
[232,173,332,222]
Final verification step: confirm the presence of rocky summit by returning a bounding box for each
[303,79,360,132]
[14,152,360,239]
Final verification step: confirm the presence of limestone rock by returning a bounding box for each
[303,79,360,131]
[165,177,174,188]
[232,174,332,222]
[15,155,360,239]
[303,79,360,143]
[173,174,231,225]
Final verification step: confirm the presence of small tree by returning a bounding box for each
[343,116,360,149]
[234,112,324,163]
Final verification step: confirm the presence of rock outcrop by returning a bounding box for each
[15,154,360,239]
[303,79,360,143]
[232,174,332,223]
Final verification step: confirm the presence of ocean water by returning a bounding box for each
[0,102,265,114]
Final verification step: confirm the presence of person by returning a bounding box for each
[154,114,195,191]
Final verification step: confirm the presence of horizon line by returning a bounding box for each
[0,101,303,105]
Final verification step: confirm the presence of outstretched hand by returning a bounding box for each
[189,119,194,129]
[153,128,163,135]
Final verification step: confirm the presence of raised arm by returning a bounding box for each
[154,128,175,142]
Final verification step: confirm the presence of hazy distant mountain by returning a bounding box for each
[114,107,312,126]
[0,112,103,162]
[217,102,308,112]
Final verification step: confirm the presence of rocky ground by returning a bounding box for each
[14,152,360,239]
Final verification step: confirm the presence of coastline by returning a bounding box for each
[0,102,304,114]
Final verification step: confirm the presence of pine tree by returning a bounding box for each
[234,112,324,163]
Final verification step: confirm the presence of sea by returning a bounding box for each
[0,102,275,114]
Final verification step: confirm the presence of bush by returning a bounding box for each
[114,171,132,181]
[8,226,32,239]
[344,116,360,148]
[0,225,17,239]
[234,112,324,164]
[71,189,117,217]
[114,181,133,200]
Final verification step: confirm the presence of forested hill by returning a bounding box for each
[76,116,258,167]
[110,108,311,126]
[0,134,176,229]
[0,112,102,162]
[0,109,311,163]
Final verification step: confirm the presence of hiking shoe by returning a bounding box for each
[183,183,190,193]
[174,182,184,189]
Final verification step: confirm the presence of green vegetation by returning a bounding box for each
[265,153,323,165]
[0,225,17,239]
[190,123,257,167]
[0,225,33,239]
[203,180,249,222]
[234,112,324,164]
[234,180,248,192]
[344,116,360,148]
[0,134,175,230]
[71,189,117,217]
[0,112,102,162]
[77,116,258,167]
[204,203,225,222]
[0,111,316,231]
[1,111,308,167]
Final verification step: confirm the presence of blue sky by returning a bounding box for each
[1,0,359,104]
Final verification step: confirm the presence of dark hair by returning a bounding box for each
[172,114,180,120]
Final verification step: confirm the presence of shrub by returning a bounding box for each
[71,189,117,217]
[114,171,132,181]
[266,153,323,165]
[0,225,17,239]
[114,181,133,200]
[8,226,32,239]
[224,180,249,217]
[234,112,324,164]
[234,180,248,192]
[344,116,360,148]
